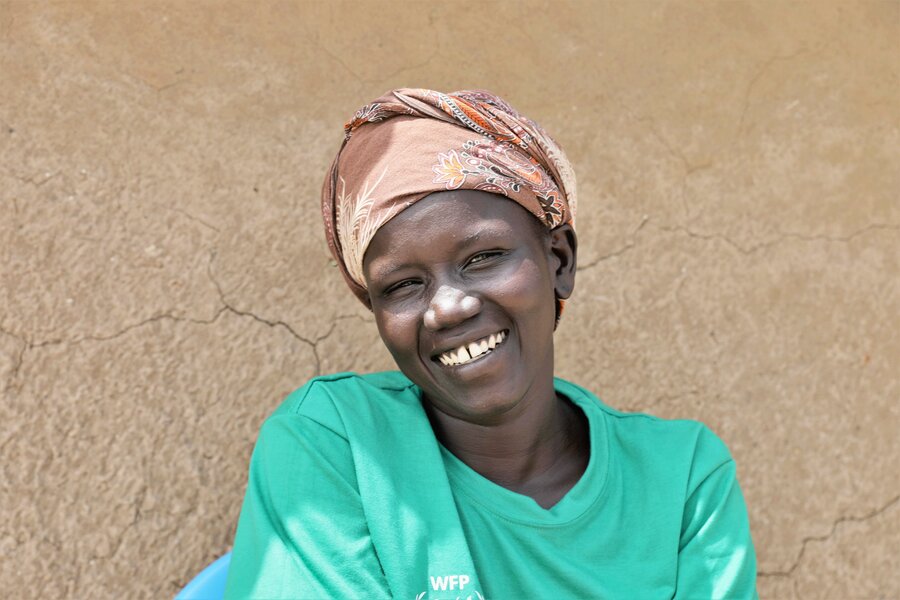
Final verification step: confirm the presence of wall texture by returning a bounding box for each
[1,1,897,597]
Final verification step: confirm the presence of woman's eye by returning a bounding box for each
[467,251,504,266]
[384,279,418,295]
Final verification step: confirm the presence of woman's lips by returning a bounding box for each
[435,330,508,366]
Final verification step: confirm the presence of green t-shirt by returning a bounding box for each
[225,372,757,599]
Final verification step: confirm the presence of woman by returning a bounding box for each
[224,89,758,599]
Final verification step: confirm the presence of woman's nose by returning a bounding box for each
[423,284,482,331]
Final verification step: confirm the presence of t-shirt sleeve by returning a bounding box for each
[223,411,391,599]
[675,425,758,600]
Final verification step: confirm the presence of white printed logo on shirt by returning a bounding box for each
[415,573,483,600]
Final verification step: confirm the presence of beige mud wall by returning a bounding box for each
[1,1,897,597]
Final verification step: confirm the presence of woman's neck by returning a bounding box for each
[425,384,590,509]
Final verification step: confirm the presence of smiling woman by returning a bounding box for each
[224,89,759,599]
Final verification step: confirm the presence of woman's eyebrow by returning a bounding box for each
[366,254,424,283]
[457,223,511,247]
[458,231,482,247]
[448,227,510,253]
[367,260,410,284]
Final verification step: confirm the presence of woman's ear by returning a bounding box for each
[549,224,577,300]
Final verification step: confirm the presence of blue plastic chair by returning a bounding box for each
[175,552,232,600]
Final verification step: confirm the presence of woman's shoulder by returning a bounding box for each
[274,371,414,411]
[556,377,734,477]
[263,370,422,437]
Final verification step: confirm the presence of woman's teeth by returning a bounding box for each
[437,331,507,366]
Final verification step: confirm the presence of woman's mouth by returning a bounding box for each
[435,330,508,367]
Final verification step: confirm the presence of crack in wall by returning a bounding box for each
[736,45,822,138]
[313,38,364,83]
[162,205,221,232]
[89,484,148,563]
[309,16,441,87]
[207,251,320,373]
[574,217,897,274]
[0,326,28,393]
[660,223,900,255]
[615,45,828,222]
[1,310,231,393]
[1,252,372,393]
[109,63,191,94]
[374,47,439,86]
[577,215,650,271]
[617,103,714,176]
[205,250,370,376]
[758,494,900,580]
[775,224,900,245]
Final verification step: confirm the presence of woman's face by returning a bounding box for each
[363,190,576,424]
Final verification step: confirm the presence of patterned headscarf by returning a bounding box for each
[321,88,577,308]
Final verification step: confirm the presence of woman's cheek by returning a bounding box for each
[496,258,551,309]
[382,312,421,353]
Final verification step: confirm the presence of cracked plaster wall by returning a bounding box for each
[1,1,897,597]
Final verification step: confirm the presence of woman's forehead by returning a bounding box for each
[375,190,540,242]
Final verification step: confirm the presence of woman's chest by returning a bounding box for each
[456,499,682,600]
